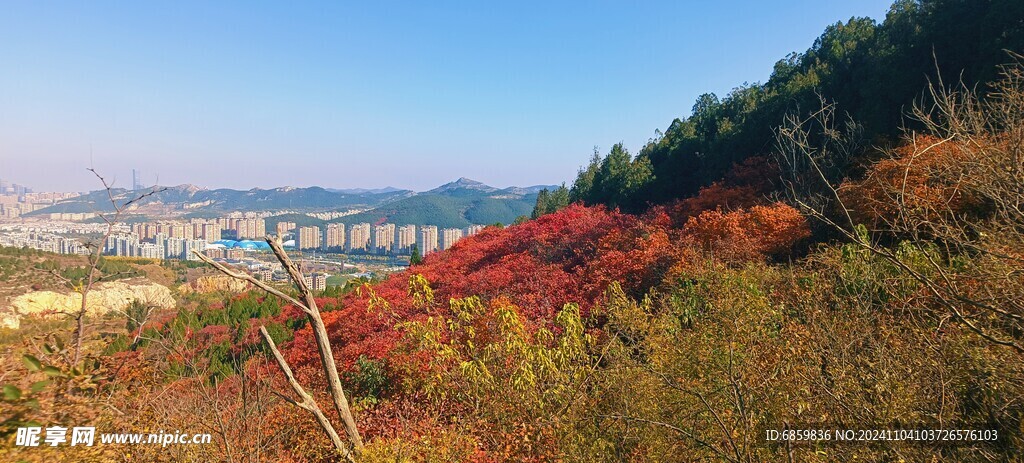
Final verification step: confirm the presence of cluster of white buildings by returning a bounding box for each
[0,190,82,220]
[110,215,271,260]
[288,223,486,255]
[0,230,90,255]
[0,203,492,263]
[104,234,207,260]
[131,213,273,242]
[0,222,125,256]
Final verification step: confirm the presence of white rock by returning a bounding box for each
[4,281,176,328]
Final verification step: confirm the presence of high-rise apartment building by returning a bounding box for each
[132,169,142,191]
[216,217,233,231]
[58,237,82,255]
[296,226,322,250]
[167,224,187,239]
[302,273,327,292]
[372,223,396,254]
[153,232,168,250]
[395,224,417,254]
[143,223,158,240]
[138,243,163,259]
[276,221,297,238]
[183,239,206,261]
[441,228,464,250]
[165,237,184,259]
[418,225,439,255]
[465,224,485,237]
[200,223,222,242]
[105,234,138,257]
[325,223,345,250]
[237,218,267,240]
[347,223,371,252]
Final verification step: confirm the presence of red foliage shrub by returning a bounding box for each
[682,202,810,261]
[587,214,681,298]
[284,195,807,382]
[195,324,231,349]
[664,156,776,226]
[284,205,635,372]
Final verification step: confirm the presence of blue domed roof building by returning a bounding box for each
[234,240,271,250]
[211,239,270,251]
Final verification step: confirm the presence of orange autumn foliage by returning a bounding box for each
[840,135,985,226]
[664,156,776,227]
[682,203,811,261]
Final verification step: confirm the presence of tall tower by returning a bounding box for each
[132,169,141,191]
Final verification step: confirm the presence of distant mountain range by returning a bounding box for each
[325,186,405,195]
[28,178,558,227]
[28,185,407,215]
[330,178,553,229]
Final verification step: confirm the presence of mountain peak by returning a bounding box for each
[451,177,485,187]
[428,178,497,194]
[163,183,204,194]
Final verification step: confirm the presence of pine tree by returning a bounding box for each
[409,243,422,265]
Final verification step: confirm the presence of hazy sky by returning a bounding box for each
[0,1,894,192]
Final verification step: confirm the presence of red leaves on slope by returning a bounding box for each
[284,205,630,370]
[283,197,810,377]
[663,156,776,227]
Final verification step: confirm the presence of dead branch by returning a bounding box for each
[194,235,363,459]
[71,168,166,365]
[259,326,354,462]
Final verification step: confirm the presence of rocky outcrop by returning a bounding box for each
[182,275,250,294]
[1,281,176,329]
[0,312,19,330]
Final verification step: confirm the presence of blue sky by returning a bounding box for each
[0,1,894,192]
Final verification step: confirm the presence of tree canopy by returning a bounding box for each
[573,0,1024,209]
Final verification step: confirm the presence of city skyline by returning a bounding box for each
[4,212,487,262]
[98,218,486,261]
[0,1,894,192]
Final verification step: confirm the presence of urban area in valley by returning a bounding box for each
[0,175,502,290]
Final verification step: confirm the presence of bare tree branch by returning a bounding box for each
[259,326,354,462]
[194,235,364,458]
[773,69,1024,353]
[71,168,166,365]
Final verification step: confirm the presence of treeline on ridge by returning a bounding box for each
[563,0,1024,212]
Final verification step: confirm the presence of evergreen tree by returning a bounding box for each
[586,143,654,212]
[569,149,602,203]
[531,189,551,219]
[531,184,571,219]
[409,244,422,265]
[572,0,1024,210]
[548,184,570,212]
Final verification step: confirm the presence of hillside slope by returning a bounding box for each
[571,0,1024,210]
[28,184,407,216]
[330,179,548,228]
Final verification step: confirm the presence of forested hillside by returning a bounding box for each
[332,194,536,229]
[570,0,1024,211]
